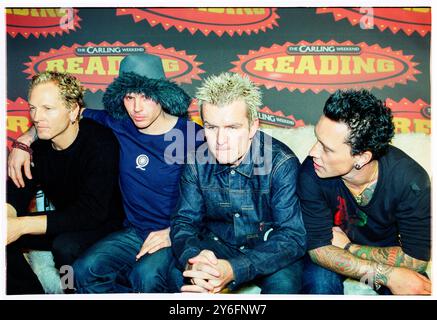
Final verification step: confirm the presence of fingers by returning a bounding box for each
[189,250,218,266]
[146,240,171,254]
[183,264,221,279]
[211,286,224,294]
[181,284,210,293]
[24,159,33,181]
[136,231,170,260]
[417,274,432,294]
[16,168,24,188]
[8,149,32,188]
[136,241,157,260]
[190,277,215,292]
[201,250,218,264]
[181,276,220,293]
[182,261,223,295]
[8,162,21,188]
[135,245,148,261]
[136,234,155,260]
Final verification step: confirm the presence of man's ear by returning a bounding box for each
[69,103,80,123]
[353,150,373,168]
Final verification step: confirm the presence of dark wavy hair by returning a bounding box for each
[323,89,395,159]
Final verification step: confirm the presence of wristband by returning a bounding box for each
[344,242,353,252]
[373,263,384,291]
[12,140,33,162]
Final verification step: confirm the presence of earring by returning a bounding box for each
[354,163,362,170]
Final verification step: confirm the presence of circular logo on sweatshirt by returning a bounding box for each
[136,154,149,171]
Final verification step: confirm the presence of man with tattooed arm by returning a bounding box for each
[298,89,431,295]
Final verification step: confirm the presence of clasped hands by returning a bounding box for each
[182,250,234,293]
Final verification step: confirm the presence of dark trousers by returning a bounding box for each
[6,224,120,295]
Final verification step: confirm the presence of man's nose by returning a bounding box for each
[133,97,144,113]
[32,108,41,122]
[216,128,227,145]
[309,142,320,158]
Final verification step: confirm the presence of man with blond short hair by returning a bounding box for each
[6,71,122,294]
[169,73,306,294]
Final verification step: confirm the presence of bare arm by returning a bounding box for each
[310,245,390,286]
[8,108,88,188]
[7,203,47,244]
[348,244,428,274]
[17,125,37,146]
[8,126,38,188]
[310,245,431,295]
[332,226,428,274]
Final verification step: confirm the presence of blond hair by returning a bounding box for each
[28,71,85,112]
[196,72,262,125]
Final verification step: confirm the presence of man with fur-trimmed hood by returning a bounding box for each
[9,54,204,293]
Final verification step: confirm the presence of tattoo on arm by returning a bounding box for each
[309,245,395,287]
[348,245,428,273]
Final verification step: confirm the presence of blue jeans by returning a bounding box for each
[168,235,303,294]
[73,227,173,293]
[301,255,345,294]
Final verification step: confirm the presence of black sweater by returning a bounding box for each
[7,119,124,235]
[298,145,431,261]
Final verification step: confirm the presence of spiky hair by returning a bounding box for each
[196,72,262,125]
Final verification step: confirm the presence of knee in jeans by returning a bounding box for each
[129,258,169,293]
[72,254,103,284]
[128,264,156,291]
[261,275,302,294]
[302,274,344,294]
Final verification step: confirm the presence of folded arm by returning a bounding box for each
[332,226,428,274]
[348,244,428,274]
[7,108,111,188]
[310,244,431,295]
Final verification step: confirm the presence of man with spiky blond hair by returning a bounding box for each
[170,73,306,294]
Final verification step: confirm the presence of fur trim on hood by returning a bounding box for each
[103,72,191,120]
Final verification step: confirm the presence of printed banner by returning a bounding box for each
[116,8,279,36]
[317,8,431,37]
[23,42,205,92]
[387,98,430,134]
[7,98,32,151]
[6,8,81,38]
[231,40,420,93]
[258,107,305,128]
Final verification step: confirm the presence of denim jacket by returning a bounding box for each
[170,131,307,287]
